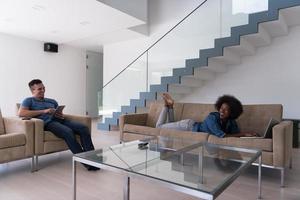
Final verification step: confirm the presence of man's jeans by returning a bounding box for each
[45,119,95,154]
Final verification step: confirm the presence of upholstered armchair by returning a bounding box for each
[16,104,92,171]
[0,109,34,171]
[30,114,91,170]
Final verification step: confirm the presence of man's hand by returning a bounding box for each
[54,111,64,119]
[43,108,55,114]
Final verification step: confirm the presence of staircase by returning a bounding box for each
[99,0,300,130]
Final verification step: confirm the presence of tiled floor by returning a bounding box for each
[0,121,299,200]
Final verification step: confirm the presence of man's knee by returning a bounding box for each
[62,130,77,140]
[78,124,90,135]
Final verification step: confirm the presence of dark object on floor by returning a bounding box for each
[83,163,100,171]
[138,142,149,150]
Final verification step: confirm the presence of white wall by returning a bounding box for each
[0,33,86,116]
[181,25,300,119]
[86,51,103,118]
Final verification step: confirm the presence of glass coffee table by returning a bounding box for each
[73,136,262,200]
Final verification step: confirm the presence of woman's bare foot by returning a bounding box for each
[162,93,174,107]
[161,93,169,106]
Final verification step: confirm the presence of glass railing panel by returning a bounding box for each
[147,0,222,88]
[98,53,147,120]
[98,0,270,122]
[147,0,269,89]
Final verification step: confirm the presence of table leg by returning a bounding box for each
[199,146,203,184]
[258,155,262,199]
[180,153,184,165]
[73,158,77,200]
[123,176,130,200]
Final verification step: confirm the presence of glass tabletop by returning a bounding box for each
[75,136,201,170]
[74,136,261,196]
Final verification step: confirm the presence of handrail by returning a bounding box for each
[101,0,209,89]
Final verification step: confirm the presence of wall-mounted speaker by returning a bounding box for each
[44,43,58,53]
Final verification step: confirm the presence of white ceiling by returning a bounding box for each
[0,0,146,52]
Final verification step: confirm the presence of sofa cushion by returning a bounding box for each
[44,131,63,141]
[208,135,273,152]
[160,128,209,142]
[0,133,26,149]
[0,110,5,135]
[146,102,184,127]
[44,131,81,142]
[181,103,215,122]
[124,124,161,136]
[236,104,282,135]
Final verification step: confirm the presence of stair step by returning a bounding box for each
[214,36,240,52]
[224,37,256,57]
[261,12,289,37]
[209,48,241,65]
[105,117,118,125]
[161,76,180,85]
[112,112,122,119]
[199,47,223,61]
[168,85,193,94]
[98,123,110,131]
[150,84,168,93]
[179,77,203,87]
[193,68,215,80]
[173,67,194,76]
[242,25,272,47]
[206,59,227,73]
[130,99,146,107]
[280,6,300,26]
[140,92,156,101]
[121,105,136,114]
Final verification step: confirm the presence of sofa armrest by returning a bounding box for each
[64,114,92,133]
[119,113,148,142]
[3,117,34,156]
[272,120,293,168]
[28,118,45,155]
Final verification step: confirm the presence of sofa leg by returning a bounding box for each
[35,155,39,171]
[280,168,285,187]
[31,156,35,172]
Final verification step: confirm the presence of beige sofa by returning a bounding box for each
[119,102,293,186]
[0,109,35,171]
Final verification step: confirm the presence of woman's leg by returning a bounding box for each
[160,119,195,131]
[168,108,175,122]
[156,106,169,128]
[156,93,177,128]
